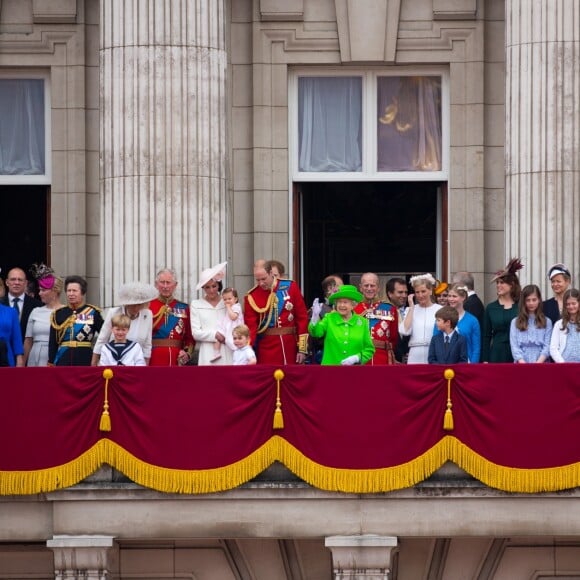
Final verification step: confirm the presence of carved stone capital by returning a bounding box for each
[47,535,119,580]
[325,535,398,580]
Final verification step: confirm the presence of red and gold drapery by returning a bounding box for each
[1,364,580,495]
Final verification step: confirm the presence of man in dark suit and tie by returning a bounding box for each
[428,306,468,364]
[1,267,42,341]
[452,271,484,329]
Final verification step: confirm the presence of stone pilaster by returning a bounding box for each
[325,535,398,580]
[47,535,118,580]
[505,0,580,289]
[100,0,228,304]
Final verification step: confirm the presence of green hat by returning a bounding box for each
[328,284,363,305]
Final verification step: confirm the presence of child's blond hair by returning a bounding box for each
[233,324,250,338]
[111,313,131,329]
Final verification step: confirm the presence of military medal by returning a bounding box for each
[288,313,294,322]
[285,302,293,311]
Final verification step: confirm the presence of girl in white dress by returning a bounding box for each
[24,266,64,367]
[399,273,440,364]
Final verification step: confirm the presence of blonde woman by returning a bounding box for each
[24,265,64,367]
[399,273,440,364]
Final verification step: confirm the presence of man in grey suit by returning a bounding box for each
[1,267,42,341]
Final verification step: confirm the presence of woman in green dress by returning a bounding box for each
[308,284,375,365]
[481,258,522,363]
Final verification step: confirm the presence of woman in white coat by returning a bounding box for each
[550,288,580,363]
[190,262,233,365]
[91,282,158,365]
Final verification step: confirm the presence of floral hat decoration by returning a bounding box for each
[30,263,58,290]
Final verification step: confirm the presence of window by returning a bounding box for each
[298,77,362,172]
[290,69,448,181]
[0,72,51,184]
[377,76,442,172]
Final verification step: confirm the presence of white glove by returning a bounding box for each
[341,354,360,366]
[310,298,323,323]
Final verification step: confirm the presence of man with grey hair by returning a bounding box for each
[149,268,195,366]
[452,271,484,329]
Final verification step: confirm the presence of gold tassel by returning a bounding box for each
[100,368,114,432]
[443,368,455,431]
[273,369,285,430]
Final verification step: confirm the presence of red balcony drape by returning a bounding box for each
[1,364,579,495]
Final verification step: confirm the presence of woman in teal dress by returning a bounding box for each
[481,258,522,363]
[308,285,375,365]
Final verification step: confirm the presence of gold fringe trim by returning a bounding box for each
[3,436,580,495]
[445,436,580,493]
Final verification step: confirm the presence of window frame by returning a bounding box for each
[289,67,449,182]
[0,70,52,185]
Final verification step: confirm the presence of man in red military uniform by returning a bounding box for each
[244,261,308,364]
[149,268,195,366]
[354,272,398,365]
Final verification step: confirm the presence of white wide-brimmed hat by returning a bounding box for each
[116,282,159,305]
[196,261,227,290]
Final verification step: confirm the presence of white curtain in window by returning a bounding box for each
[377,77,441,171]
[298,77,362,172]
[0,79,45,175]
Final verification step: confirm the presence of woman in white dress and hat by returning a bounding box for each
[190,262,233,365]
[91,282,158,366]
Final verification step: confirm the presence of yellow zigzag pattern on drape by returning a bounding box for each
[3,436,580,496]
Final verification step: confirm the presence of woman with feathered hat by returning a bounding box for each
[481,258,522,363]
[23,264,64,366]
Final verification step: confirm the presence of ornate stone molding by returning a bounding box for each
[334,0,401,63]
[326,535,399,580]
[260,0,304,21]
[47,535,119,580]
[32,0,77,23]
[0,30,76,53]
[433,0,477,21]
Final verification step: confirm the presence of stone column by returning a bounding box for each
[325,535,398,580]
[100,0,228,304]
[505,0,580,289]
[47,535,118,580]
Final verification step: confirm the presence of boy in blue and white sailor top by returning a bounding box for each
[99,313,146,366]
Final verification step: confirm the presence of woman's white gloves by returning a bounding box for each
[310,298,323,324]
[341,354,360,365]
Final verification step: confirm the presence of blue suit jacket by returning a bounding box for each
[428,332,468,364]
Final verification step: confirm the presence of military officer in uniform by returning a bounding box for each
[354,272,399,365]
[244,260,308,365]
[48,275,103,366]
[149,268,195,366]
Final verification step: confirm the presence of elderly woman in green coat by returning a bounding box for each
[308,284,375,365]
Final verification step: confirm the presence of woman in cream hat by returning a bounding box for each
[308,284,375,365]
[543,263,572,324]
[190,262,233,365]
[91,281,158,366]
